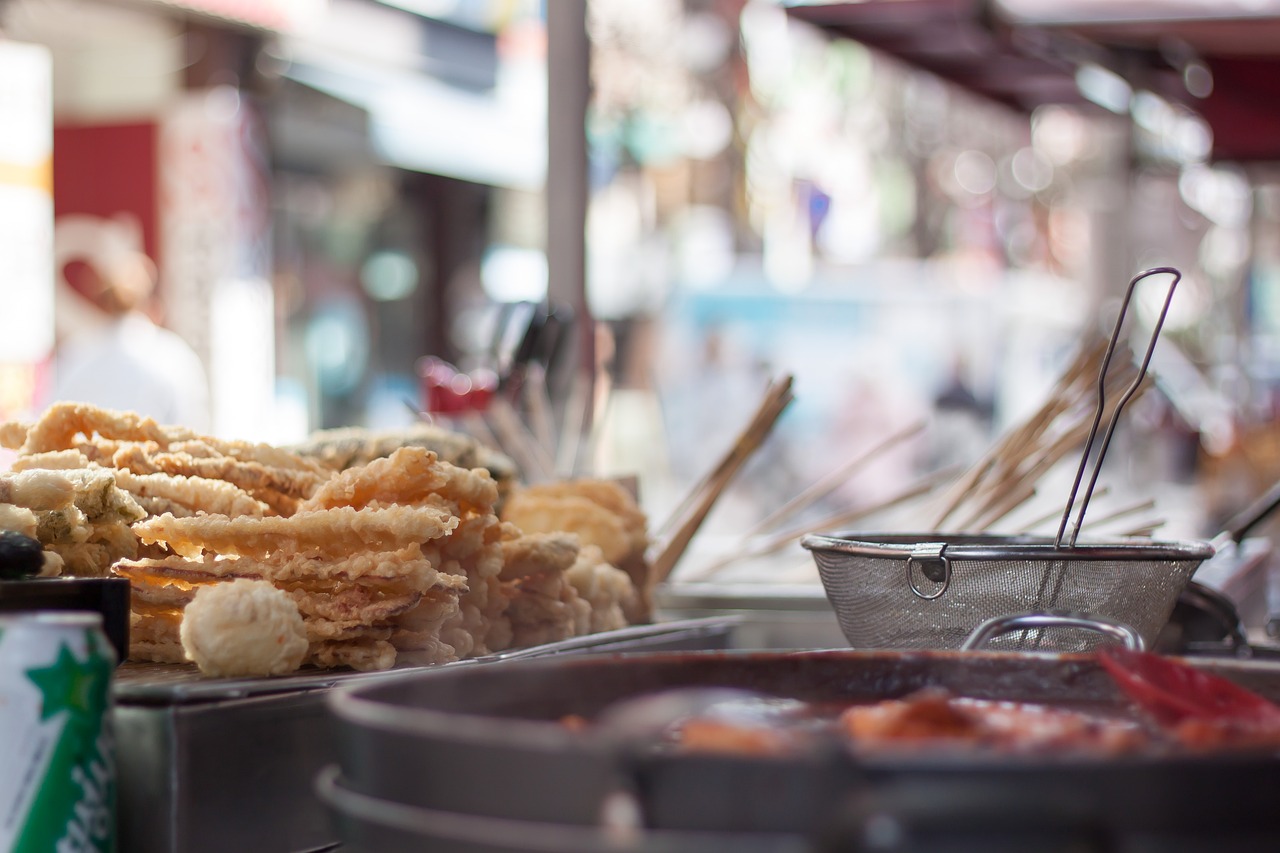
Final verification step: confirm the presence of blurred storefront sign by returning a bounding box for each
[279,0,541,190]
[160,88,275,440]
[283,58,544,190]
[143,0,325,31]
[0,41,54,418]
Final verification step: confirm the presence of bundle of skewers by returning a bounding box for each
[664,334,1168,585]
[927,338,1164,539]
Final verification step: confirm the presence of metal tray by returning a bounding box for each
[654,582,847,651]
[112,617,742,853]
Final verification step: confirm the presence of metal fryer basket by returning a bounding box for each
[802,532,1213,651]
[805,268,1213,652]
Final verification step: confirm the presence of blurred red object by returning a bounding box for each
[417,357,496,414]
[1099,646,1280,730]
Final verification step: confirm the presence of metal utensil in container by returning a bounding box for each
[803,268,1213,651]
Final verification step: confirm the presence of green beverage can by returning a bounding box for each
[0,612,116,853]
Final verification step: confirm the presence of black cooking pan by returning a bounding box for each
[327,649,1280,850]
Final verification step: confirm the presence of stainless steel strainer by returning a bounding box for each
[802,267,1215,652]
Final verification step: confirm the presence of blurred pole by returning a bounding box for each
[546,0,593,445]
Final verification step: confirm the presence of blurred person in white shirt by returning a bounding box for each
[46,250,211,432]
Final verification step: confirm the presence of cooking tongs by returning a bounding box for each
[1056,266,1183,547]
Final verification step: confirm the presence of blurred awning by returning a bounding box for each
[284,58,545,190]
[996,0,1280,163]
[786,0,1280,162]
[784,0,1089,113]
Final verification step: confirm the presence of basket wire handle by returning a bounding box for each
[1055,267,1182,548]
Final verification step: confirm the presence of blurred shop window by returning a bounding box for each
[46,247,211,431]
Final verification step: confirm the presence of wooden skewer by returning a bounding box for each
[522,363,558,464]
[1078,498,1157,530]
[648,375,794,587]
[953,419,1094,531]
[1014,486,1112,534]
[1117,521,1165,538]
[488,396,555,483]
[681,463,958,583]
[458,410,503,453]
[964,480,1040,532]
[745,420,927,538]
[938,344,1151,535]
[654,375,788,540]
[932,342,1104,527]
[554,371,591,478]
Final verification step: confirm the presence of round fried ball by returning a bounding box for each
[180,579,308,677]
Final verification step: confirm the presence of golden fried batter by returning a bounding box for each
[112,444,326,504]
[280,584,422,625]
[0,469,77,511]
[504,570,590,648]
[498,531,580,581]
[111,468,267,518]
[0,503,38,538]
[502,491,632,566]
[180,579,310,677]
[0,420,30,450]
[565,544,636,634]
[522,479,648,554]
[307,638,397,672]
[8,450,92,471]
[501,479,650,622]
[21,402,195,454]
[132,504,459,559]
[299,446,498,513]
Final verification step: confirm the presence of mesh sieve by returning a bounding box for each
[803,268,1211,652]
[803,533,1213,651]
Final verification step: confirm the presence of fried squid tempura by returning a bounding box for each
[133,504,460,559]
[110,545,463,591]
[299,446,499,513]
[7,450,91,472]
[21,402,195,455]
[0,420,30,450]
[498,532,591,647]
[117,545,456,585]
[111,468,269,518]
[0,468,146,577]
[0,503,38,538]
[112,443,326,512]
[0,469,77,511]
[565,544,636,634]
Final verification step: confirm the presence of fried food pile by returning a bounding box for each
[0,403,650,676]
[500,478,649,623]
[287,423,519,507]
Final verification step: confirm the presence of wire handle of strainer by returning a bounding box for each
[1055,267,1182,548]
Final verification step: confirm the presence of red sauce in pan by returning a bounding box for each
[566,689,1280,758]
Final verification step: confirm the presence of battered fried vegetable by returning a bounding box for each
[0,469,77,511]
[299,446,498,514]
[0,504,38,539]
[112,444,327,507]
[132,504,459,559]
[7,450,92,471]
[0,420,30,450]
[20,402,194,454]
[110,468,268,519]
[565,544,636,634]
